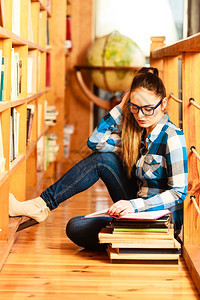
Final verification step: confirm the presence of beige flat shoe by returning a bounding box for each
[9,193,50,223]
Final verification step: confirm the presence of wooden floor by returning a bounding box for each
[0,161,199,299]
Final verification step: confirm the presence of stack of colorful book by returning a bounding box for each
[96,210,181,262]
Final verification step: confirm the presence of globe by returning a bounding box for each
[86,31,145,92]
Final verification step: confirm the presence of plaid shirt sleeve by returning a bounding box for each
[87,105,122,152]
[130,127,188,212]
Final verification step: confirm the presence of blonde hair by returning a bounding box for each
[121,67,166,177]
[121,102,142,177]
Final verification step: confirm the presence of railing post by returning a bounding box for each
[150,36,165,80]
[150,34,200,294]
[163,56,179,127]
[182,52,200,246]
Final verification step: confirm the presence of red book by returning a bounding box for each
[46,53,51,87]
[65,15,72,52]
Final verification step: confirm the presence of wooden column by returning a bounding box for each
[163,56,179,127]
[182,52,200,246]
[47,0,66,161]
[182,51,200,294]
[65,0,93,153]
[150,36,165,80]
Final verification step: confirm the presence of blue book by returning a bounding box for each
[0,57,5,101]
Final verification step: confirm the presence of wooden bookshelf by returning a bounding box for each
[0,0,66,270]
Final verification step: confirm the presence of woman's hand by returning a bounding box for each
[107,200,135,216]
[118,90,130,110]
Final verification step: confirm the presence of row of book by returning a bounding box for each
[3,101,58,168]
[37,134,59,172]
[12,0,50,44]
[96,210,181,262]
[0,50,51,101]
[63,124,74,158]
[27,50,51,94]
[11,48,22,100]
[0,50,7,101]
[10,108,20,162]
[27,104,35,144]
[1,0,50,40]
[45,133,59,168]
[45,104,58,126]
[9,101,58,162]
[27,103,59,144]
[1,107,21,167]
[0,48,23,101]
[0,0,5,28]
[27,50,37,94]
[12,0,21,36]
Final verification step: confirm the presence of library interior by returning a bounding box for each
[0,0,199,298]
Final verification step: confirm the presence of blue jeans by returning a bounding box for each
[40,152,138,249]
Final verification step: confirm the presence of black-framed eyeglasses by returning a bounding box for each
[127,98,163,116]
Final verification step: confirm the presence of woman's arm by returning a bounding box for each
[87,91,129,152]
[108,128,188,216]
[87,105,122,152]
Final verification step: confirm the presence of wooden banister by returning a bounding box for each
[152,32,200,58]
[189,98,200,110]
[190,196,200,217]
[190,146,200,161]
[169,92,183,103]
[151,34,200,295]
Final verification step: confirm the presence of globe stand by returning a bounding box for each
[74,66,139,110]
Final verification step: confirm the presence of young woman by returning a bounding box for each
[9,67,188,249]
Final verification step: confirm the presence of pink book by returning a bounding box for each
[83,209,171,221]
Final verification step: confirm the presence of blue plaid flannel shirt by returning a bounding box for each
[87,105,188,226]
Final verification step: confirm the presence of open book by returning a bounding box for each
[83,209,171,221]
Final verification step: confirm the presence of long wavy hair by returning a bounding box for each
[121,67,166,177]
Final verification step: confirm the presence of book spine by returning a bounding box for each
[0,56,4,101]
[18,60,22,94]
[65,15,72,52]
[27,111,34,143]
[0,0,6,27]
[46,53,50,87]
[27,104,35,143]
[46,19,49,45]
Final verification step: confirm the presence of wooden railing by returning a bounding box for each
[150,35,200,295]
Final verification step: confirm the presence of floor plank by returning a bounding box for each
[0,162,199,299]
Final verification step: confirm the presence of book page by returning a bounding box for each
[84,209,171,220]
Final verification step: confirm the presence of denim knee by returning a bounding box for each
[66,215,112,250]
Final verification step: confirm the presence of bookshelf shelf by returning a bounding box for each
[46,45,52,51]
[0,172,9,188]
[27,90,45,102]
[12,33,27,46]
[38,125,49,140]
[11,34,47,52]
[28,41,47,52]
[26,141,37,159]
[0,27,11,39]
[0,0,67,271]
[0,102,10,112]
[0,0,65,271]
[0,217,23,271]
[9,155,25,176]
[31,0,51,15]
[10,99,26,107]
[45,87,51,93]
